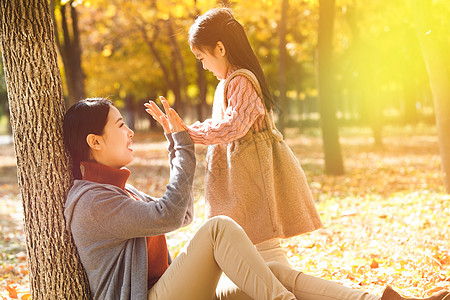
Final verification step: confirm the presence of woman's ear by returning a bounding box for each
[86,134,103,151]
[216,41,226,57]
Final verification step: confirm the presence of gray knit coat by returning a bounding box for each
[64,132,196,300]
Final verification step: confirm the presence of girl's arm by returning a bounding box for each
[187,76,265,145]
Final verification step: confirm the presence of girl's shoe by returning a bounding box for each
[381,286,450,300]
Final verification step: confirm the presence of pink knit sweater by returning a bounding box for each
[187,72,267,145]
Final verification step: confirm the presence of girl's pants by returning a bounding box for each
[148,216,295,300]
[218,239,381,300]
[148,216,381,300]
[255,238,291,265]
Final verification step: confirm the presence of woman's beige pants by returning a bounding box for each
[148,216,381,300]
[148,216,295,300]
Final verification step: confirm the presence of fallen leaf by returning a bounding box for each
[5,285,18,299]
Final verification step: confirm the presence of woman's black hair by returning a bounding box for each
[63,98,113,179]
[189,7,274,110]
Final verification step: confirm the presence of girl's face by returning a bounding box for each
[90,106,134,168]
[191,42,231,80]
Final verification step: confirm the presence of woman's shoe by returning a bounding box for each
[381,286,450,300]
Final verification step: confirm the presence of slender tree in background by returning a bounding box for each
[193,1,208,121]
[412,0,450,193]
[317,0,344,175]
[0,61,10,134]
[0,0,90,298]
[277,0,289,134]
[195,59,208,121]
[50,0,86,105]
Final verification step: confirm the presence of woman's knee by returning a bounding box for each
[204,216,245,239]
[207,215,240,228]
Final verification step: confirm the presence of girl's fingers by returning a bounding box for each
[170,109,186,127]
[168,108,186,132]
[159,115,171,133]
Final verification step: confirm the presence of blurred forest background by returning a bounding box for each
[1,1,450,298]
[1,0,448,147]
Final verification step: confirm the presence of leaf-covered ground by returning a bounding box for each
[1,127,449,299]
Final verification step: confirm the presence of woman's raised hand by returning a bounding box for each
[145,97,186,133]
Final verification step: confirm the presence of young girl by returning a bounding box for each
[184,7,322,264]
[63,98,447,300]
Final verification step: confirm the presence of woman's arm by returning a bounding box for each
[87,131,196,239]
[187,76,265,145]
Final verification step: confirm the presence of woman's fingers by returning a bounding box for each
[161,98,171,115]
[144,97,187,133]
[145,101,165,119]
[144,100,172,133]
[160,98,178,132]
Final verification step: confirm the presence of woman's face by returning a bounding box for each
[92,106,134,168]
[191,43,231,80]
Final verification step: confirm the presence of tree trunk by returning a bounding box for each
[317,0,344,175]
[191,4,208,122]
[0,1,91,298]
[140,26,181,112]
[412,0,450,192]
[51,0,85,106]
[124,93,136,131]
[277,0,289,134]
[196,60,208,121]
[167,17,188,115]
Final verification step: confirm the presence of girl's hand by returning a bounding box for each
[145,97,186,133]
[161,98,186,133]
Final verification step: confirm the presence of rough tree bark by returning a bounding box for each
[317,0,345,175]
[0,0,91,298]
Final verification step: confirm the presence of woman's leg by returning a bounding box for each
[267,261,380,300]
[148,216,295,300]
[255,238,291,265]
[215,275,253,300]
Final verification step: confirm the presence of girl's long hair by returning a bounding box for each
[63,98,113,180]
[189,7,274,110]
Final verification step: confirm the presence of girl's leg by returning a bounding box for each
[255,238,291,265]
[267,261,381,300]
[148,216,295,300]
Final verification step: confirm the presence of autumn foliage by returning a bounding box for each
[3,128,448,298]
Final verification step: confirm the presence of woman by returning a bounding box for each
[63,97,294,299]
[63,98,448,300]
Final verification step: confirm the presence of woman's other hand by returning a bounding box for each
[145,97,186,133]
